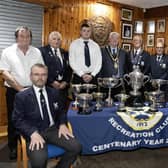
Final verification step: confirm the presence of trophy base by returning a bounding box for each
[93,107,103,112]
[148,108,158,113]
[78,107,92,115]
[126,95,143,107]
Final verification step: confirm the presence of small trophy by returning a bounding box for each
[71,84,83,109]
[92,92,105,111]
[82,84,97,93]
[146,91,164,112]
[115,93,129,112]
[77,93,93,115]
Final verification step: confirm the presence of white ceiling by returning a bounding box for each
[109,0,168,9]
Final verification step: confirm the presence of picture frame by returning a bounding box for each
[156,37,165,45]
[122,23,133,39]
[147,21,155,33]
[147,34,154,47]
[121,8,133,21]
[157,19,166,33]
[134,21,143,34]
[122,43,131,51]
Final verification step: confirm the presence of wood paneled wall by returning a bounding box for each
[0,75,7,126]
[42,0,143,50]
[0,0,144,126]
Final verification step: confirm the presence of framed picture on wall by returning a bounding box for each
[147,34,154,47]
[122,23,133,39]
[122,43,131,51]
[147,21,155,33]
[134,21,143,34]
[121,8,133,21]
[156,37,165,45]
[157,19,166,33]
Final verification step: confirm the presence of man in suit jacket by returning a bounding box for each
[150,42,168,79]
[100,32,128,97]
[39,31,71,104]
[127,35,150,75]
[150,42,168,101]
[12,63,81,168]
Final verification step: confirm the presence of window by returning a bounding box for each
[0,0,43,57]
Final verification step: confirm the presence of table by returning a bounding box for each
[68,104,168,155]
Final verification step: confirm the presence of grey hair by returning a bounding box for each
[109,32,120,38]
[48,31,62,41]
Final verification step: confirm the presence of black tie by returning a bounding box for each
[39,89,50,129]
[54,49,63,68]
[84,41,91,67]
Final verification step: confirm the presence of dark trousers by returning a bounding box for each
[6,87,18,151]
[26,126,82,168]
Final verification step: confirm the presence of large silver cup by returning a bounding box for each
[124,65,150,96]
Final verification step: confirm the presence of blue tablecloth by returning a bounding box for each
[68,104,168,155]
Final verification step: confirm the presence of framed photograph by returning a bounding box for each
[122,43,131,51]
[147,21,155,33]
[147,34,154,47]
[122,23,133,39]
[157,19,166,33]
[156,37,165,45]
[121,8,133,21]
[134,21,143,34]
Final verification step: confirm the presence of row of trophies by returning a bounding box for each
[72,65,168,114]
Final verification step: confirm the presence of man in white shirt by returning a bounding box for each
[0,26,44,160]
[69,23,102,84]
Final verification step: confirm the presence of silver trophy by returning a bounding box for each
[124,65,150,96]
[151,79,168,107]
[97,77,104,92]
[92,92,105,111]
[115,93,130,112]
[146,91,164,112]
[82,84,97,93]
[102,77,121,107]
[77,93,93,114]
[71,84,83,109]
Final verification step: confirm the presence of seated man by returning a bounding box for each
[12,63,82,168]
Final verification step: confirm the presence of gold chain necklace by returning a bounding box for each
[106,46,119,69]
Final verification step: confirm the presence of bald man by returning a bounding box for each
[39,31,71,105]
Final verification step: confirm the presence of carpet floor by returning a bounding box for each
[0,141,168,168]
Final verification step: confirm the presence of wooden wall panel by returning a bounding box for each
[42,0,143,50]
[0,75,7,126]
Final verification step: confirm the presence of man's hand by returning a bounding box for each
[29,132,45,151]
[51,81,61,89]
[82,74,93,83]
[58,124,74,140]
[59,81,67,89]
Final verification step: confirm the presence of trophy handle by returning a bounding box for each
[143,75,150,85]
[124,74,130,85]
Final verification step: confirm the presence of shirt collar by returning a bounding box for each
[33,85,46,94]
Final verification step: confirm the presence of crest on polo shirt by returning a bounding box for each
[117,106,163,131]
